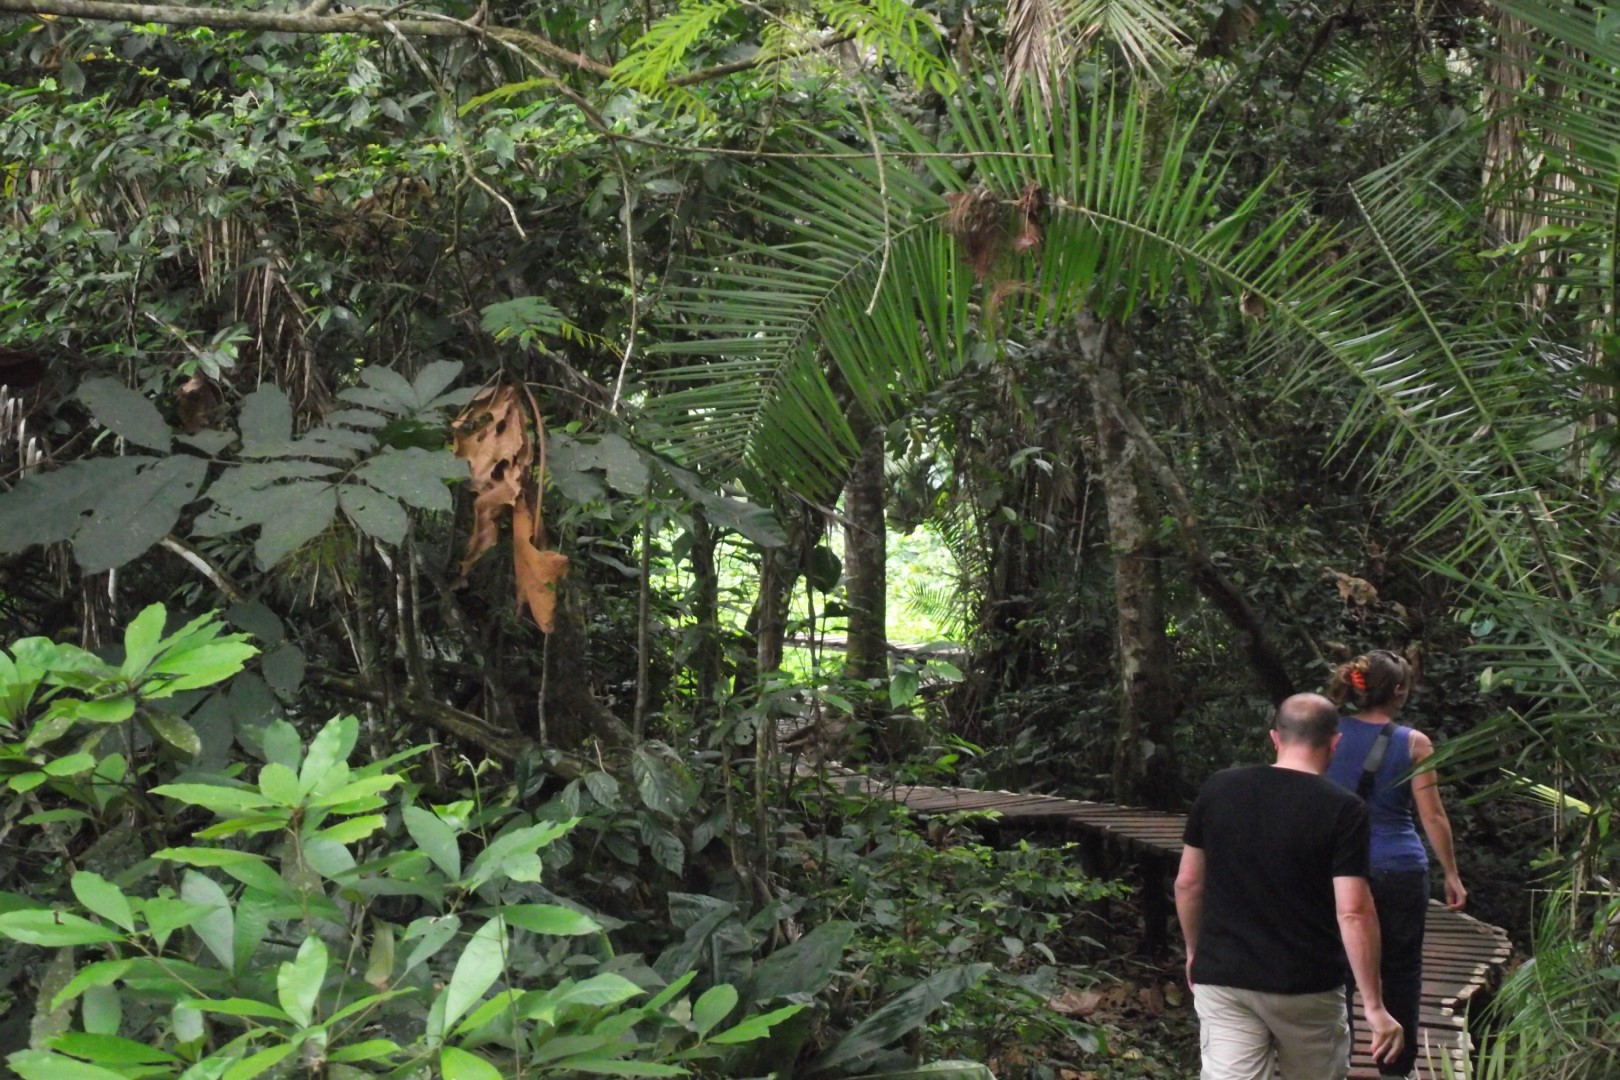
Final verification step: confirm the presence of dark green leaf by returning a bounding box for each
[338,484,407,544]
[355,447,463,512]
[812,965,992,1073]
[750,920,855,1002]
[0,458,142,553]
[73,456,208,573]
[252,482,338,567]
[79,378,171,452]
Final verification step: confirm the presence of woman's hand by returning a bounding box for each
[1444,871,1467,911]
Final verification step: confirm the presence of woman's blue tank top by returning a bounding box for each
[1324,718,1428,872]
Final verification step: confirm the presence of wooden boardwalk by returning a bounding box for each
[816,772,1514,1080]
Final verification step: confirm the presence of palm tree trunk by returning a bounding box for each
[843,425,888,688]
[1075,313,1178,808]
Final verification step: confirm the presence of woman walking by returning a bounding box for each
[1325,649,1467,1079]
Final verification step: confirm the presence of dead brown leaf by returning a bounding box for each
[1328,569,1378,607]
[452,382,569,633]
[512,496,568,633]
[453,384,534,579]
[1046,988,1104,1017]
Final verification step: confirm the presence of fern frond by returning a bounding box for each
[813,0,958,93]
[612,0,738,94]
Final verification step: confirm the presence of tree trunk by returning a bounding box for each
[843,425,888,687]
[688,508,723,706]
[1075,314,1179,809]
[542,581,635,750]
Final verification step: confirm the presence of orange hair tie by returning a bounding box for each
[1349,670,1368,692]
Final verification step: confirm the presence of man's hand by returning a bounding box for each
[1184,951,1195,991]
[1364,1003,1404,1064]
[1444,872,1468,911]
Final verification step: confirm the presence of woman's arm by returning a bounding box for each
[1410,730,1467,910]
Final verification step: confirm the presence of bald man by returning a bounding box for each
[1174,693,1403,1080]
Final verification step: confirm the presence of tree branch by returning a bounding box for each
[0,0,849,87]
[308,665,587,778]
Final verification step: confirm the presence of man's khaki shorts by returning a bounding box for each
[1193,983,1349,1080]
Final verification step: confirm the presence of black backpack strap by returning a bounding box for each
[1356,723,1394,801]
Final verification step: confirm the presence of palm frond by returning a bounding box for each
[648,80,1336,499]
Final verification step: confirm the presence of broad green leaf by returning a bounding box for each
[80,984,121,1035]
[299,715,358,796]
[812,965,992,1072]
[52,959,133,1011]
[180,871,235,973]
[70,872,134,932]
[583,771,620,808]
[328,1039,402,1064]
[79,378,172,452]
[307,774,401,809]
[144,712,202,757]
[120,603,168,676]
[73,456,208,574]
[338,484,407,544]
[151,783,273,816]
[177,997,293,1021]
[43,752,96,777]
[692,984,737,1038]
[237,386,294,455]
[50,1032,176,1065]
[141,898,217,949]
[8,1049,128,1080]
[146,637,259,696]
[354,447,463,513]
[462,818,577,890]
[403,805,461,880]
[154,850,290,898]
[440,1046,503,1080]
[260,719,301,769]
[707,1002,805,1045]
[0,910,124,946]
[19,809,89,826]
[450,987,523,1038]
[439,917,507,1035]
[49,697,135,727]
[566,1061,686,1077]
[0,457,142,554]
[277,935,327,1027]
[312,814,385,844]
[252,481,338,567]
[889,671,921,708]
[363,921,395,988]
[631,748,689,818]
[499,903,601,937]
[260,645,305,700]
[258,763,302,807]
[749,919,854,1001]
[402,915,460,975]
[221,1042,296,1080]
[540,973,643,1014]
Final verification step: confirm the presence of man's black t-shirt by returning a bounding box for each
[1184,764,1370,994]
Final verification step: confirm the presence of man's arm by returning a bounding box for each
[1335,875,1403,1065]
[1174,845,1205,988]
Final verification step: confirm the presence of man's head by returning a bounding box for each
[1270,693,1340,769]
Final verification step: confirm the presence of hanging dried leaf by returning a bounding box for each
[1013,182,1045,254]
[451,381,569,633]
[944,188,1006,278]
[512,495,569,633]
[452,384,533,580]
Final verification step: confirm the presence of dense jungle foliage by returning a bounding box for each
[3,0,1620,1074]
